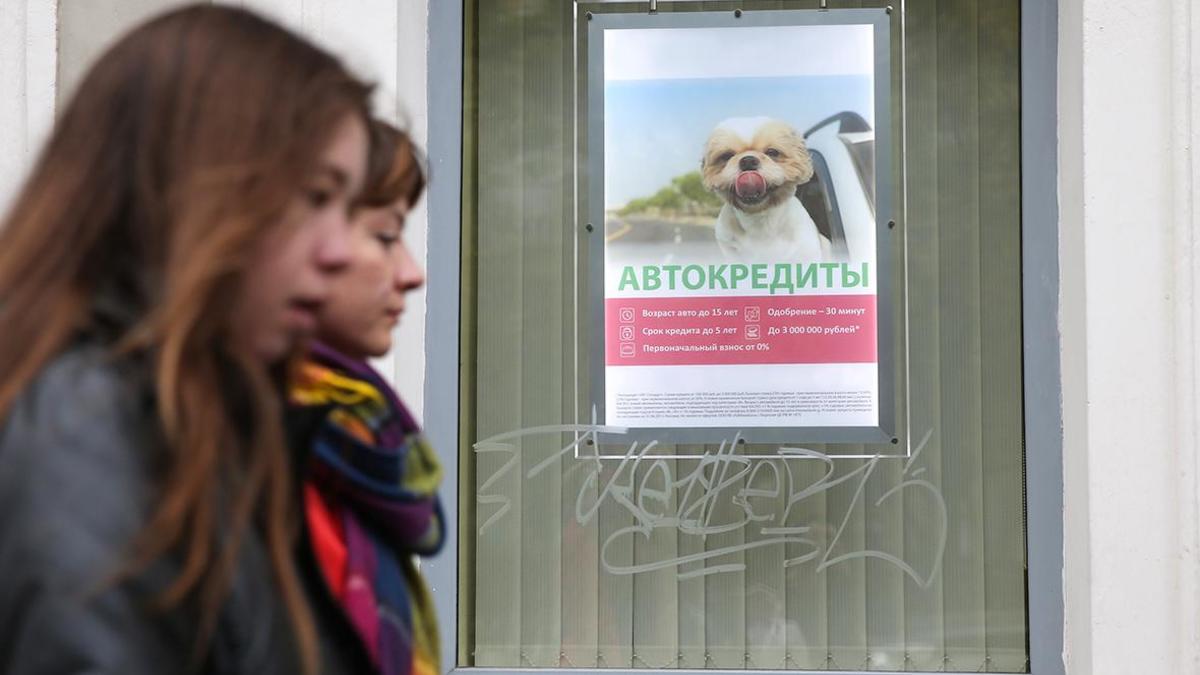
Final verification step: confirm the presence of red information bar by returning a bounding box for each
[605,295,877,366]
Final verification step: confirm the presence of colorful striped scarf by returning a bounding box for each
[291,343,443,675]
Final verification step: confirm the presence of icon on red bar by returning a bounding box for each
[619,325,634,341]
[744,306,761,322]
[619,342,636,357]
[619,307,635,323]
[744,324,761,340]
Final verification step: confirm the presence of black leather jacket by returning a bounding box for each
[0,343,371,674]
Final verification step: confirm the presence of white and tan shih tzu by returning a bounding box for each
[702,117,833,262]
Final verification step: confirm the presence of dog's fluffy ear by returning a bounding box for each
[794,141,815,184]
[768,124,813,183]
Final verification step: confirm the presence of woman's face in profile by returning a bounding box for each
[314,198,426,360]
[231,113,368,363]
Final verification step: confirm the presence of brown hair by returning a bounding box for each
[0,5,371,672]
[360,120,427,209]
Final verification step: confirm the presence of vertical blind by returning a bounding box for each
[461,1,1026,672]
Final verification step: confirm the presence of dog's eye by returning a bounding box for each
[765,148,782,159]
[715,151,734,165]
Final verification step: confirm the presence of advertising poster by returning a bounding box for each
[596,14,890,434]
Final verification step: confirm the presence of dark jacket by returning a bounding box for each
[0,343,371,674]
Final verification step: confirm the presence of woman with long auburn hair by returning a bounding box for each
[0,5,376,674]
[288,122,441,675]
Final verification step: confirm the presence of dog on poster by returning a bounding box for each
[701,117,833,262]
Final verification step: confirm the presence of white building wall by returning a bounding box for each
[0,0,56,216]
[1059,0,1200,672]
[55,0,192,105]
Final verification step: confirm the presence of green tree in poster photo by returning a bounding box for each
[617,171,722,219]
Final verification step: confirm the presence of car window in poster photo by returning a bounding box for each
[601,20,883,431]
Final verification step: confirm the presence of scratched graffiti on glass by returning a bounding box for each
[476,425,946,587]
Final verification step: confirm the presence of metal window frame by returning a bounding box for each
[425,0,1064,673]
[581,8,898,448]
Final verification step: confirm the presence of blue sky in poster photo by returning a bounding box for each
[603,23,875,209]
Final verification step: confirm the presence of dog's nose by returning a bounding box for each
[739,155,760,171]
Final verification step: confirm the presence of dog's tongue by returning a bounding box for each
[735,171,767,199]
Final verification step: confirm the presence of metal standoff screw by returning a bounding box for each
[734,9,742,18]
[586,11,593,20]
[888,219,896,229]
[887,5,895,14]
[585,223,594,232]
[891,437,899,445]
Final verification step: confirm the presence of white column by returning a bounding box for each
[1060,0,1200,672]
[0,0,56,217]
[57,1,193,106]
[223,0,401,119]
[233,0,304,31]
[390,1,430,421]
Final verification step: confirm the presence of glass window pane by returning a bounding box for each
[461,1,1026,671]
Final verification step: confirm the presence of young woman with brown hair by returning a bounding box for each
[0,5,376,674]
[288,122,441,675]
